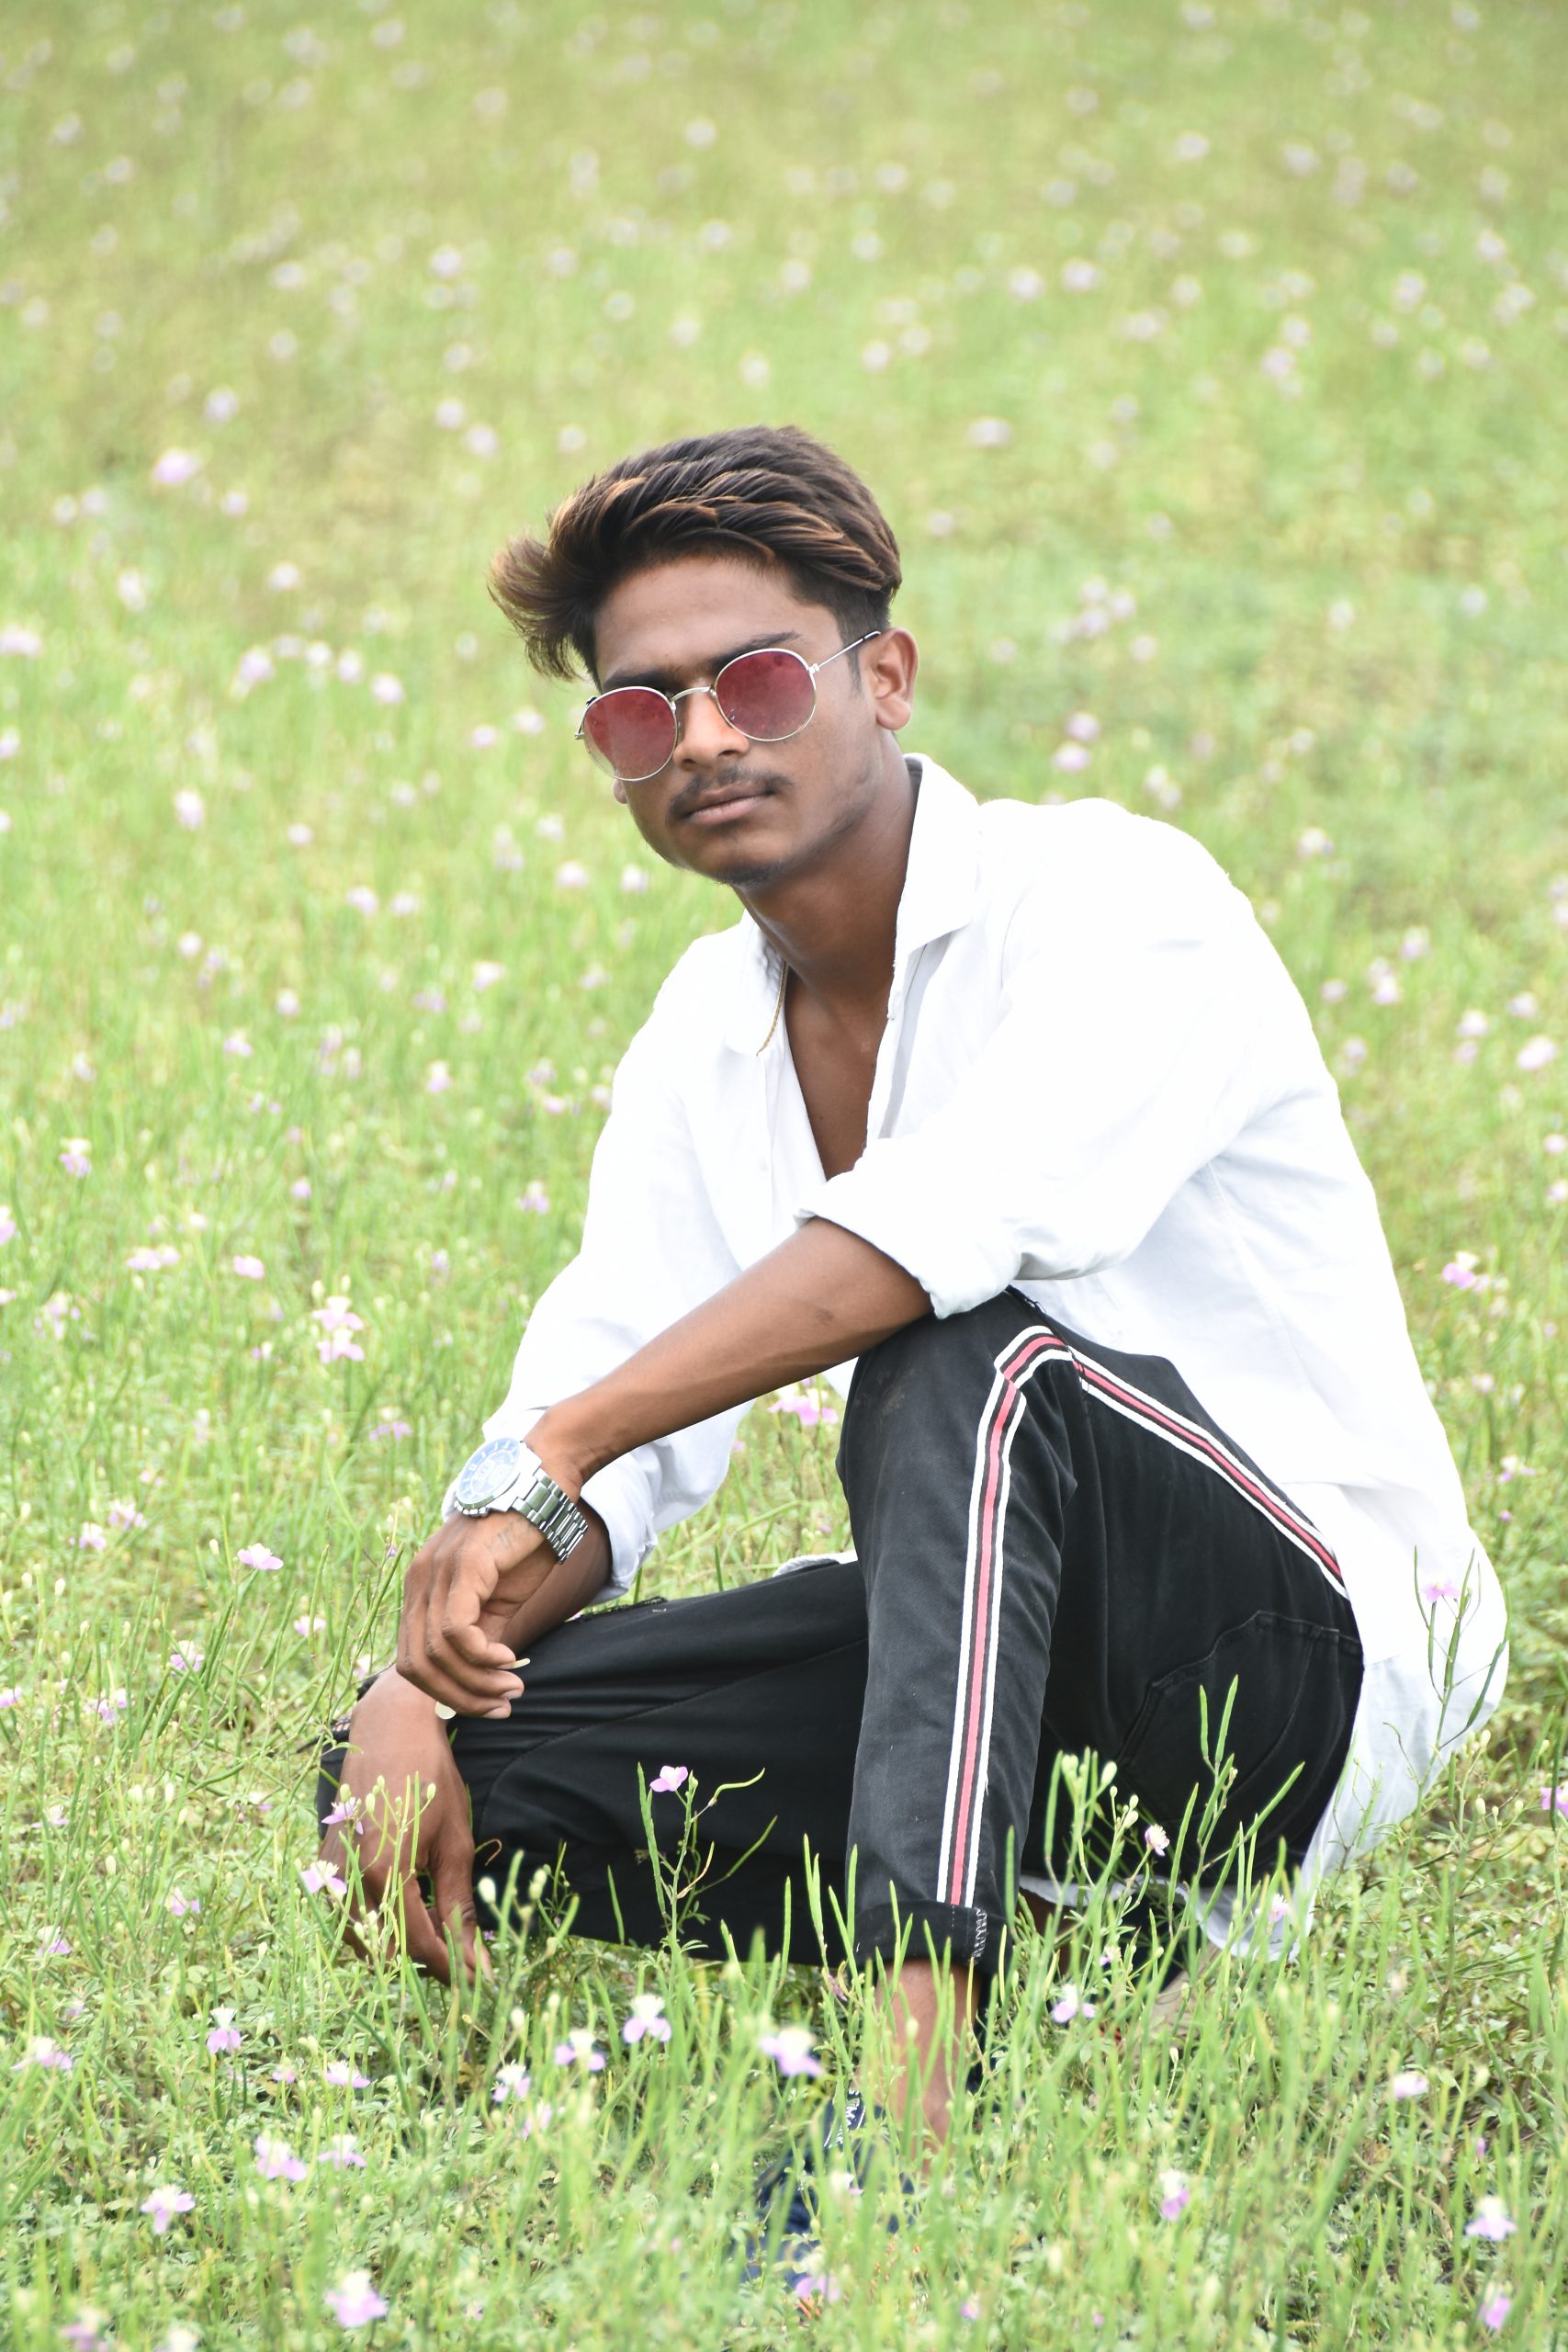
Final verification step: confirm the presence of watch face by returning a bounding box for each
[455,1435,520,1510]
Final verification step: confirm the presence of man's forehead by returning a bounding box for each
[593,556,826,684]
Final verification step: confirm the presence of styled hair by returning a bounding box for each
[489,424,902,682]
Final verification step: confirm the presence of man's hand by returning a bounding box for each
[320,1668,485,1984]
[397,1499,612,1717]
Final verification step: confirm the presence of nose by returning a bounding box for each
[671,684,750,771]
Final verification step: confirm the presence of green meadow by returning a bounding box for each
[2,0,1567,2341]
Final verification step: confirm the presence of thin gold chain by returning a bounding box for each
[756,957,789,1055]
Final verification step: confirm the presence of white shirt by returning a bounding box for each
[478,753,1508,1935]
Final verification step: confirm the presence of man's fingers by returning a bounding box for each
[446,1619,521,1671]
[404,1554,517,1707]
[431,1842,485,1982]
[404,1598,523,1711]
[397,1521,542,1714]
[394,1871,453,1983]
[399,1654,521,1716]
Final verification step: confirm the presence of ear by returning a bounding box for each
[612,779,629,806]
[867,628,919,735]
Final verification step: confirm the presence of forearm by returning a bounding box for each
[502,1503,615,1647]
[529,1216,931,1488]
[394,1230,918,1715]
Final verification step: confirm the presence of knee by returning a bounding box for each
[848,1292,1037,1416]
[840,1298,1039,1493]
[842,1306,952,1435]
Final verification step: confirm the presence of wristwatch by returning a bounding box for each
[443,1434,590,1561]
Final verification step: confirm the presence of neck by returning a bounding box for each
[738,744,918,1023]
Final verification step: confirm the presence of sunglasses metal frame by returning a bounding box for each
[576,628,887,784]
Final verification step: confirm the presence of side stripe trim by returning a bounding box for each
[937,1329,1063,1908]
[933,1323,1344,1913]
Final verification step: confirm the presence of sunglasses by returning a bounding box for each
[576,629,886,785]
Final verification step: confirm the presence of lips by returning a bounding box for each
[680,786,772,820]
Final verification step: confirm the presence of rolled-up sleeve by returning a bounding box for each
[794,828,1298,1318]
[469,1010,744,1601]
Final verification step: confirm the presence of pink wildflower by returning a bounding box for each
[648,1764,689,1795]
[318,2135,367,2169]
[1158,2167,1190,2220]
[301,1860,348,1900]
[13,2035,73,2072]
[491,2064,531,2103]
[236,1543,283,1572]
[622,1994,672,2045]
[206,2007,242,2054]
[152,448,203,488]
[254,2132,308,2182]
[324,2059,370,2088]
[1479,2290,1512,2331]
[1051,1984,1096,2024]
[767,1390,840,1428]
[324,2271,389,2327]
[231,1254,265,1279]
[1540,1785,1568,1817]
[758,2024,822,2077]
[313,1295,367,1363]
[1465,2198,1517,2241]
[551,2030,605,2071]
[141,2183,195,2233]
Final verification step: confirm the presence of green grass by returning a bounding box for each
[2,0,1567,2341]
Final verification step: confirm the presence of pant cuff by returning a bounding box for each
[853,1898,1010,1978]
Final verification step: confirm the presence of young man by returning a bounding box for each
[321,424,1506,2161]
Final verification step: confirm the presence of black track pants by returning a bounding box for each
[331,1290,1364,1976]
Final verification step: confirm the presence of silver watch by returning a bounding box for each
[445,1435,590,1561]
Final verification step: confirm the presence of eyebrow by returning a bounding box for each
[599,630,806,695]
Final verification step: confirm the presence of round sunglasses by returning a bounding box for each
[576,629,886,785]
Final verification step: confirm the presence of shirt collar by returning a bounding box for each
[720,752,983,1055]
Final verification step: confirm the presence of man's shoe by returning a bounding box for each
[743,2092,915,2299]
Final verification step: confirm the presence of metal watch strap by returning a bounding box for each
[516,1466,590,1562]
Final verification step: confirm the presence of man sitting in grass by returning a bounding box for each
[320,421,1506,2256]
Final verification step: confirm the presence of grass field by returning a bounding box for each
[3,0,1568,2342]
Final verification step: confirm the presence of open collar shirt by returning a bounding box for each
[478,752,1507,1917]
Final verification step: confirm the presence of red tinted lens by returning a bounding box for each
[716,649,816,741]
[583,688,676,779]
